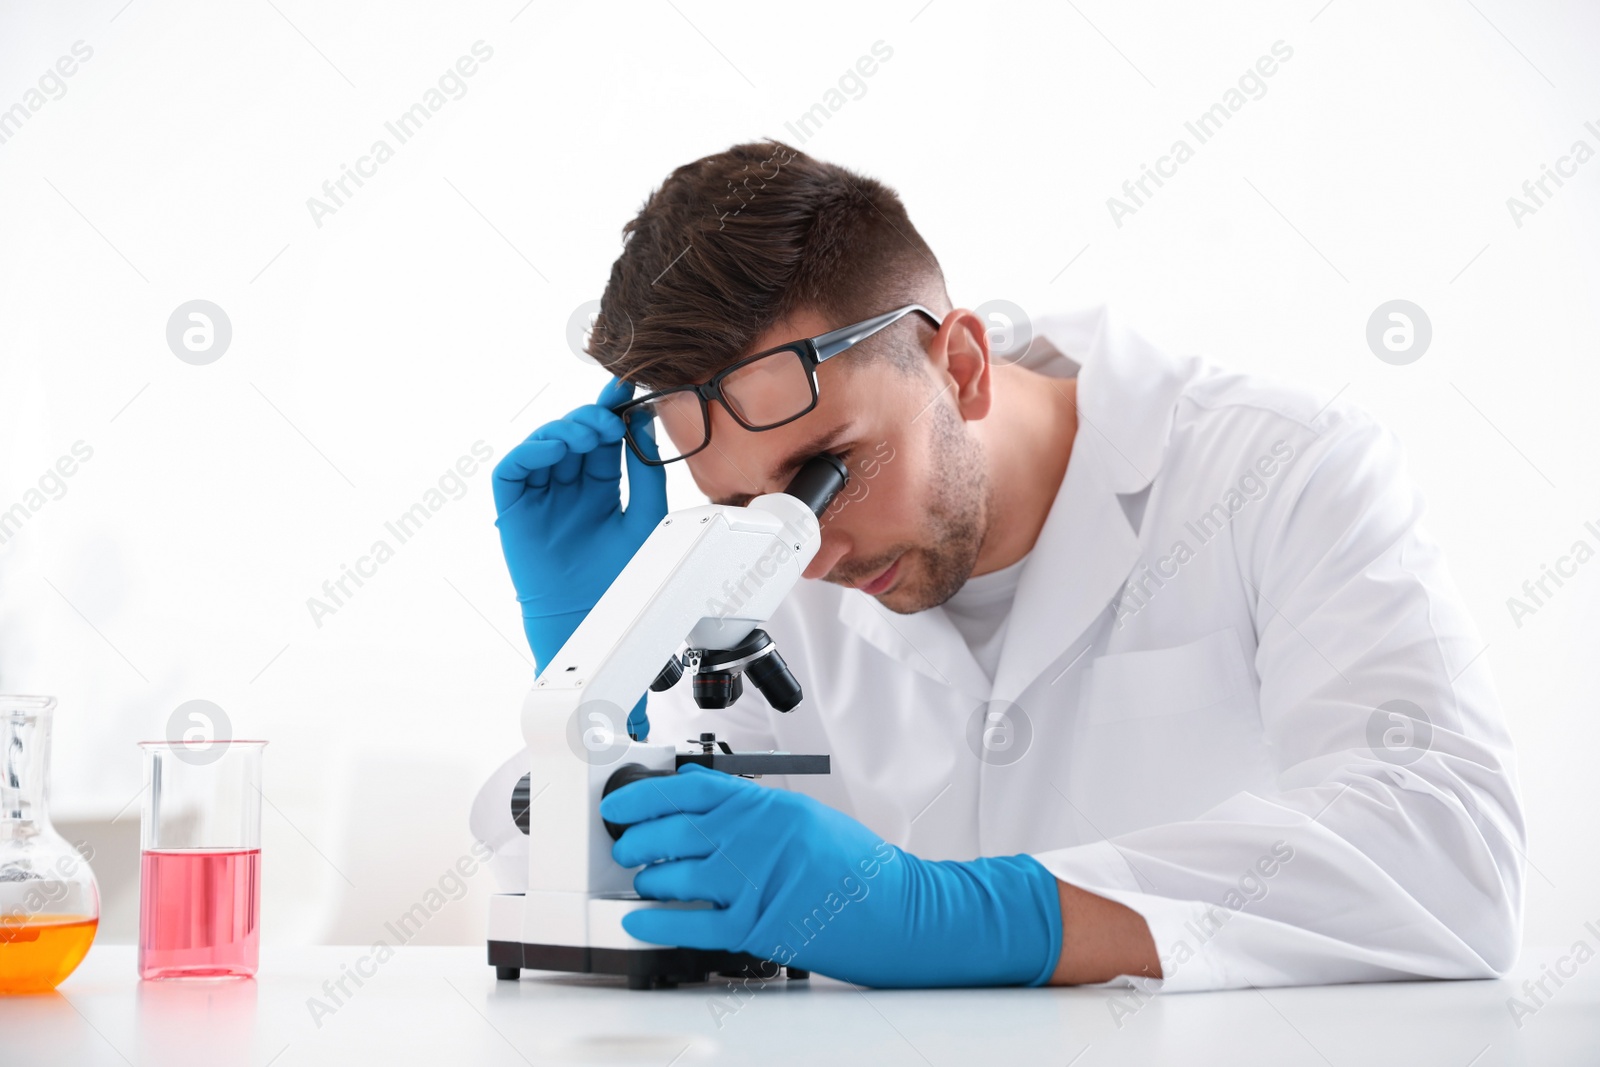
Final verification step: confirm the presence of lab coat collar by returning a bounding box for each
[1012,302,1184,496]
[836,303,1189,703]
[987,428,1139,704]
[835,584,995,704]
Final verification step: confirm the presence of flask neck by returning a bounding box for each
[1,711,52,836]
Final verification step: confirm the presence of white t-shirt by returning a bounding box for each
[938,551,1031,684]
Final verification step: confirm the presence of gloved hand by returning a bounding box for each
[599,764,1064,988]
[492,377,667,740]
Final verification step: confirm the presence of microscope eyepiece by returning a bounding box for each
[783,453,850,517]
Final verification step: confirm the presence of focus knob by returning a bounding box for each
[600,763,673,840]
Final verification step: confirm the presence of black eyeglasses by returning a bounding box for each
[612,304,942,466]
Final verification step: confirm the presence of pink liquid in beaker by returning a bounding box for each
[138,848,261,979]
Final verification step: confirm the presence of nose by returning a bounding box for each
[803,529,849,581]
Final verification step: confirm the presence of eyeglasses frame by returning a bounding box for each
[612,303,944,466]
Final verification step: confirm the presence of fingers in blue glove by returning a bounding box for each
[620,409,668,524]
[532,419,606,485]
[496,410,611,502]
[597,376,669,522]
[496,377,659,506]
[621,897,743,951]
[492,438,569,512]
[566,406,627,484]
[599,763,744,826]
[597,375,635,411]
[612,811,720,869]
[632,852,747,909]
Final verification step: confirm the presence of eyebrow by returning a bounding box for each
[712,424,850,507]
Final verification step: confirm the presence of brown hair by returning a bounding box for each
[587,139,947,390]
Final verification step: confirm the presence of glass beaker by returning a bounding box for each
[137,739,265,980]
[0,695,101,994]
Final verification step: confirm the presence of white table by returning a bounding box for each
[3,943,1595,1066]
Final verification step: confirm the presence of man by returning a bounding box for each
[472,140,1524,992]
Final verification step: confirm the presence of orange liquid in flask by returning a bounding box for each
[0,914,99,994]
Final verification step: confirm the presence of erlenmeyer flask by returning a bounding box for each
[0,695,100,994]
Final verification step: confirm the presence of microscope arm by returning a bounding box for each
[524,488,824,740]
[516,456,846,914]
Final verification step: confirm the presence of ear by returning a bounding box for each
[930,309,992,421]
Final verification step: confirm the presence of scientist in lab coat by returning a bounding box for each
[471,140,1524,993]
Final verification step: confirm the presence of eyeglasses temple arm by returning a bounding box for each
[812,304,940,363]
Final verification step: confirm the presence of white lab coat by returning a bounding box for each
[472,303,1525,993]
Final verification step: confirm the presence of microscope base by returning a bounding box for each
[488,939,808,990]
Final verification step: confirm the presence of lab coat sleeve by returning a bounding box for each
[1029,406,1526,992]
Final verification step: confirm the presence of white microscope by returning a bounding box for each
[486,454,848,989]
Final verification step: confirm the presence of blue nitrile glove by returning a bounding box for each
[599,764,1064,988]
[492,376,667,740]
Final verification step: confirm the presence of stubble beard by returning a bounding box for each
[879,391,991,614]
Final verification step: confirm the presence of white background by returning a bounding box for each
[1,0,1595,957]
